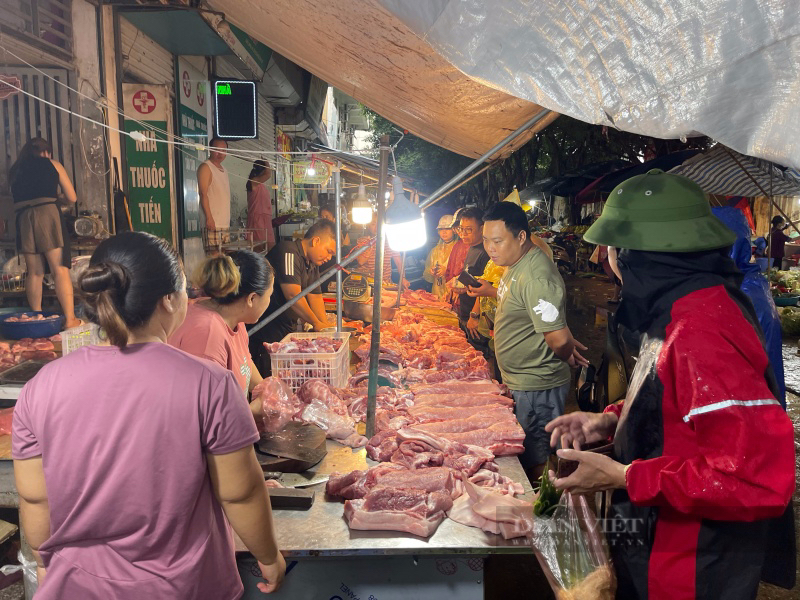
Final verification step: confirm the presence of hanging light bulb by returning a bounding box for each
[384,176,426,251]
[306,165,317,177]
[351,183,373,225]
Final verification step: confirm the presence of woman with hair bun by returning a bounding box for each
[11,231,284,599]
[169,251,273,404]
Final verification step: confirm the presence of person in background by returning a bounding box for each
[246,160,275,251]
[198,137,231,252]
[448,207,491,355]
[12,231,284,598]
[250,219,337,374]
[769,215,790,269]
[443,207,469,298]
[349,213,409,287]
[475,202,587,481]
[319,204,351,248]
[547,171,794,599]
[317,204,351,290]
[169,251,274,416]
[424,214,457,299]
[712,207,786,405]
[9,137,81,328]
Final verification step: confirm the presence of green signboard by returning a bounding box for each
[123,120,173,242]
[177,58,209,239]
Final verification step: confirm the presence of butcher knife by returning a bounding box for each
[278,471,331,488]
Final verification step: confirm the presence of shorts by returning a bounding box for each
[204,228,230,253]
[512,383,569,468]
[17,203,64,255]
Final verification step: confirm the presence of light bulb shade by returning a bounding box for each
[351,184,373,224]
[385,217,426,252]
[352,206,373,225]
[384,185,426,251]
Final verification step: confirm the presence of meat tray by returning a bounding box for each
[270,331,350,393]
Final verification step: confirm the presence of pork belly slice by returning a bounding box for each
[344,488,453,538]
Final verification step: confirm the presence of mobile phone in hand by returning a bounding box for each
[458,271,482,288]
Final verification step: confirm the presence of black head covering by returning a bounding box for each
[614,248,747,334]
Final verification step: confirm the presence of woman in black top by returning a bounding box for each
[769,215,790,269]
[9,138,81,328]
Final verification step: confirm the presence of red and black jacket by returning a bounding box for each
[606,251,795,600]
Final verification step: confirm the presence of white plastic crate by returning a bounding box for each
[61,322,105,355]
[270,331,350,393]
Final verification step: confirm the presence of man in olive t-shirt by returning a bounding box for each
[469,202,588,479]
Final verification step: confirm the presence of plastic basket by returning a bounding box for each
[61,323,104,356]
[270,331,350,393]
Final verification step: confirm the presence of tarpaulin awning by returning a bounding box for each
[210,0,559,159]
[379,0,800,170]
[668,146,800,198]
[575,150,701,204]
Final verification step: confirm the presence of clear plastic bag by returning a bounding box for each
[0,550,38,600]
[531,492,616,600]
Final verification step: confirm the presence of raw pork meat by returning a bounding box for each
[299,400,367,448]
[408,404,512,423]
[0,407,12,436]
[401,365,491,384]
[344,488,453,537]
[411,393,514,408]
[366,429,400,461]
[394,428,495,476]
[325,463,406,499]
[295,379,349,416]
[6,313,59,322]
[327,465,462,501]
[448,481,532,540]
[432,422,526,457]
[412,409,519,433]
[468,469,525,496]
[410,380,506,396]
[266,336,344,354]
[252,378,304,433]
[347,368,404,389]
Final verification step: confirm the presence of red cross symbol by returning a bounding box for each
[182,71,191,98]
[132,90,156,114]
[196,82,205,107]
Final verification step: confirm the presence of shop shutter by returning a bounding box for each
[119,18,174,86]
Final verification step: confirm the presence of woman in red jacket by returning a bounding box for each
[546,170,795,600]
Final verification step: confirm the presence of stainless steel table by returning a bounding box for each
[239,440,535,557]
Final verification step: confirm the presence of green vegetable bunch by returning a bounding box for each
[780,307,800,337]
[533,466,563,517]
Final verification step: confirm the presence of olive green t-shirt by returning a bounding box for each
[494,246,570,391]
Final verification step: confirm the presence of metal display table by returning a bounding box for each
[238,440,535,557]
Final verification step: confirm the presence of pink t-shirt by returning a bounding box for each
[12,343,259,600]
[169,302,253,392]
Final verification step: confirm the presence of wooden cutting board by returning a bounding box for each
[0,435,12,460]
[256,423,327,473]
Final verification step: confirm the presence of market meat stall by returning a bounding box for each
[238,299,535,598]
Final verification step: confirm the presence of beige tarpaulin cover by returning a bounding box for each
[209,0,558,159]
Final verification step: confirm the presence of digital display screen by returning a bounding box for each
[214,79,257,139]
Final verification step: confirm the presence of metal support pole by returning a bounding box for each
[248,244,370,337]
[418,109,552,211]
[334,162,343,332]
[394,252,406,309]
[366,134,390,439]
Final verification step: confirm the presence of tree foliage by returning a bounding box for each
[362,106,710,212]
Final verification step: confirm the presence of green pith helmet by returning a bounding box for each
[583,169,736,252]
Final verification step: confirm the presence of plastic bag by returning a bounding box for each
[252,377,303,433]
[0,550,38,600]
[531,492,615,600]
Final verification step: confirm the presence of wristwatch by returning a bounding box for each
[470,311,480,319]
